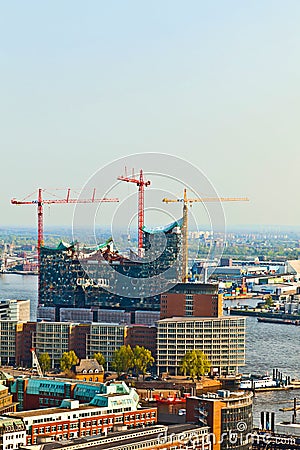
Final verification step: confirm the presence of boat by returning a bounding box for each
[257,317,300,326]
[240,376,278,390]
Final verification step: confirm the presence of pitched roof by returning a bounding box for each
[74,359,104,374]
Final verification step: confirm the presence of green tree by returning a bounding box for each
[60,350,78,372]
[180,350,210,381]
[264,295,274,308]
[133,346,155,380]
[112,345,134,377]
[38,352,51,373]
[93,352,106,367]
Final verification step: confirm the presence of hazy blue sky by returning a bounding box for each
[1,1,299,229]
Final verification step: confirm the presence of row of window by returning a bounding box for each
[4,433,25,440]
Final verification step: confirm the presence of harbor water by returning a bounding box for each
[0,274,299,427]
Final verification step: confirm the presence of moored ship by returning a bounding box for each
[240,375,278,390]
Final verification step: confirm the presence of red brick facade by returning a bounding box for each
[160,292,223,319]
[25,408,157,445]
[125,325,157,359]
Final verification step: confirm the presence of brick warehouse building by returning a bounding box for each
[125,325,157,359]
[10,377,149,412]
[160,282,223,319]
[8,381,157,446]
[19,424,211,450]
[11,377,80,411]
[1,321,156,368]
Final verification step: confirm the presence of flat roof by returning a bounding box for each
[20,424,209,450]
[36,321,124,326]
[158,315,245,322]
[7,404,98,418]
[8,403,154,419]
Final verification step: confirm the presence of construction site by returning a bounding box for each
[10,169,247,319]
[38,221,182,316]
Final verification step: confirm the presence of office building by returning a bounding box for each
[59,308,93,323]
[33,322,74,368]
[157,316,246,376]
[160,283,223,319]
[86,323,125,368]
[92,308,131,325]
[125,325,157,359]
[186,390,253,450]
[134,310,160,325]
[8,381,157,446]
[0,321,20,365]
[0,299,30,322]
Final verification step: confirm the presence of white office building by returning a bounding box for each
[157,316,246,376]
[0,299,30,322]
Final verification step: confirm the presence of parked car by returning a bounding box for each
[118,373,129,380]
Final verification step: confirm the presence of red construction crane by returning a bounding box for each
[11,188,119,265]
[117,169,150,257]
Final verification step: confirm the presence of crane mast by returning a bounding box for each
[117,169,150,257]
[163,189,249,282]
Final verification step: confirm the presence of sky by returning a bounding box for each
[1,1,300,231]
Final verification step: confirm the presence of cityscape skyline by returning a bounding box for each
[1,2,300,449]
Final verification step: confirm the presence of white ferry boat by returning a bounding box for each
[240,376,278,390]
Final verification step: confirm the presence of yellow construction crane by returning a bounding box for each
[162,188,249,282]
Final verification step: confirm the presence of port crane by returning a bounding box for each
[117,169,150,257]
[162,188,249,282]
[11,188,119,265]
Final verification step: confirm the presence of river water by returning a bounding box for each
[0,274,299,427]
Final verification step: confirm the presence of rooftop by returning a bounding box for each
[8,401,154,419]
[74,359,104,374]
[188,390,253,402]
[158,315,245,323]
[7,403,98,418]
[19,424,209,450]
